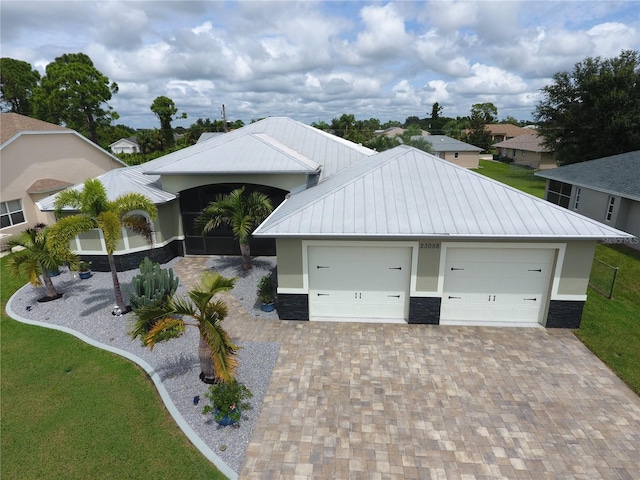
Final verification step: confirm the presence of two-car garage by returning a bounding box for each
[305,243,556,326]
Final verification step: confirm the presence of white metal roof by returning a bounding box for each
[143,117,374,181]
[253,145,632,240]
[36,165,176,211]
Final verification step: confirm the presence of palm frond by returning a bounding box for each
[80,178,110,217]
[114,193,158,221]
[96,210,123,254]
[145,317,186,349]
[122,214,154,245]
[200,319,239,383]
[53,188,84,218]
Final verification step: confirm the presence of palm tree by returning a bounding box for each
[7,223,79,301]
[48,178,158,313]
[195,187,273,270]
[131,272,238,383]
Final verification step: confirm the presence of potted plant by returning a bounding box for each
[257,273,275,312]
[77,261,92,279]
[202,380,253,426]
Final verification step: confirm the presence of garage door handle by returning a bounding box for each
[524,297,537,301]
[317,293,329,296]
[450,267,464,271]
[448,296,461,299]
[389,267,402,270]
[388,295,400,298]
[528,269,542,272]
[316,265,329,269]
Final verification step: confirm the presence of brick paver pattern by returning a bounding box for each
[175,257,640,479]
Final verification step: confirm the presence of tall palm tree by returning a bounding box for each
[131,272,237,383]
[195,187,273,270]
[48,178,158,313]
[7,223,79,301]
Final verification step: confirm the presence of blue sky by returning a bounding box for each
[1,1,639,128]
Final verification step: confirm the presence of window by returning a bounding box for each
[546,180,572,208]
[454,152,459,158]
[606,196,615,221]
[574,187,581,210]
[1,199,25,229]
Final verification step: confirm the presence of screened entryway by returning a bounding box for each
[180,183,288,255]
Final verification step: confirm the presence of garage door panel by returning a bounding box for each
[308,246,411,321]
[441,248,554,325]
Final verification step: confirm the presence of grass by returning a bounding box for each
[475,160,640,395]
[1,255,227,480]
[474,159,547,197]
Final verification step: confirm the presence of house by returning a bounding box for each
[0,113,126,243]
[494,133,556,169]
[418,135,482,168]
[485,123,533,144]
[375,127,430,138]
[254,145,632,328]
[37,117,374,270]
[109,137,140,154]
[36,117,631,327]
[535,151,640,250]
[197,132,225,143]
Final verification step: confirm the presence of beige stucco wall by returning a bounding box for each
[556,241,596,295]
[275,238,304,289]
[415,242,441,292]
[0,132,123,237]
[440,151,479,168]
[161,173,309,195]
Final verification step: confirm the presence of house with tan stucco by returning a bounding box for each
[0,113,126,248]
[494,133,556,169]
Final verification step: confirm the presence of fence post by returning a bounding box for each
[609,267,619,299]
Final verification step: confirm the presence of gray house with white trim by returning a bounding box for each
[38,118,632,327]
[535,151,640,250]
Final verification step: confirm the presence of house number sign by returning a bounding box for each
[419,243,440,249]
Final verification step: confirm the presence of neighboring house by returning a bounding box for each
[485,124,533,144]
[417,135,481,168]
[109,137,140,154]
[197,132,225,143]
[375,127,430,138]
[0,113,126,244]
[494,133,556,169]
[254,145,631,328]
[36,117,631,328]
[535,151,640,251]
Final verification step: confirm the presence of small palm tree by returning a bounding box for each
[48,178,158,313]
[195,187,273,270]
[131,272,238,383]
[7,223,79,301]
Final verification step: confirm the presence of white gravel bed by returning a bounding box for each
[7,256,280,475]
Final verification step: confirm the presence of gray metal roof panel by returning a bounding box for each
[535,150,640,200]
[422,135,482,152]
[254,146,632,240]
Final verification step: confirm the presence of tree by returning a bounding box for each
[534,50,640,165]
[48,179,158,313]
[150,96,186,148]
[34,53,119,144]
[195,187,273,270]
[462,103,497,151]
[7,223,78,301]
[470,103,498,124]
[131,272,238,383]
[0,58,41,114]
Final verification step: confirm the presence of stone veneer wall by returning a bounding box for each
[80,240,184,272]
[408,297,441,324]
[545,300,585,328]
[276,293,309,320]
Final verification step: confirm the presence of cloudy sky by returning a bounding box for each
[2,1,639,129]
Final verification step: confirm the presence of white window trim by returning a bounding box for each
[0,198,27,230]
[574,187,581,210]
[606,196,616,222]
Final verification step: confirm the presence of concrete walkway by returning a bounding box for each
[174,257,640,479]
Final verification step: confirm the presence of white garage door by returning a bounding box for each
[308,246,411,322]
[441,248,554,326]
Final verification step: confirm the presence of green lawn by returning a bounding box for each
[474,159,547,197]
[475,160,640,395]
[1,256,227,480]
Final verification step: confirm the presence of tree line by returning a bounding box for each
[2,50,639,165]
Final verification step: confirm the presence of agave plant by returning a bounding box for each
[130,272,238,383]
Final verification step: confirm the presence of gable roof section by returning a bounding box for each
[253,145,631,240]
[535,150,640,201]
[143,117,374,181]
[0,112,68,144]
[36,163,176,211]
[494,133,549,153]
[485,124,533,138]
[422,135,482,152]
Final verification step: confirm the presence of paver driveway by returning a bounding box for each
[177,258,640,479]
